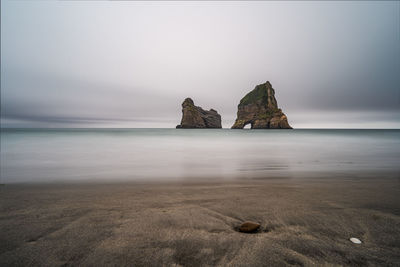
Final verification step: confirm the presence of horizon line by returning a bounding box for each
[1,127,400,130]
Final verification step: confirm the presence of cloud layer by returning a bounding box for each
[1,1,399,128]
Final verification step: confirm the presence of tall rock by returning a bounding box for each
[176,98,222,128]
[231,81,292,129]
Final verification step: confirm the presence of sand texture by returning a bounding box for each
[1,177,400,266]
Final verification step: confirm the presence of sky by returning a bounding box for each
[1,1,399,128]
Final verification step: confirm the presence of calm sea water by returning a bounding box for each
[1,129,399,183]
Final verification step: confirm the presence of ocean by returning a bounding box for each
[1,129,399,183]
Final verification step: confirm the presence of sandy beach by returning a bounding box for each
[2,0,399,265]
[1,173,399,266]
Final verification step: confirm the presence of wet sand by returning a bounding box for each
[1,175,400,266]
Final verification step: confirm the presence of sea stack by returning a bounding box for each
[176,98,222,128]
[232,81,292,129]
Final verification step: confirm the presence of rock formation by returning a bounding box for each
[176,98,222,128]
[231,81,292,129]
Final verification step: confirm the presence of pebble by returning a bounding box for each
[350,237,362,244]
[239,221,261,233]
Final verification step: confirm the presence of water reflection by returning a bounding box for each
[1,129,399,183]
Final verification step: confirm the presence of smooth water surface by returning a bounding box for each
[1,129,399,183]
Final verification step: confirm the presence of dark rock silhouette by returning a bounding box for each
[231,81,292,129]
[176,98,222,128]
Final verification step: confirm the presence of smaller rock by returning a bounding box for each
[176,98,222,128]
[350,237,362,244]
[239,221,261,233]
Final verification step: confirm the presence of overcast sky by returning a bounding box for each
[1,1,399,128]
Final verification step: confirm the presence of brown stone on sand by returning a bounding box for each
[239,221,261,233]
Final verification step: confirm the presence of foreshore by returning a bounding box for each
[1,174,399,266]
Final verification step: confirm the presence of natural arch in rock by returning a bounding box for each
[231,81,292,129]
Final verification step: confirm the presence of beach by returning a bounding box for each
[1,174,399,266]
[2,0,399,265]
[1,129,400,266]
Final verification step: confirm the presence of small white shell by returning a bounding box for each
[350,237,362,244]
